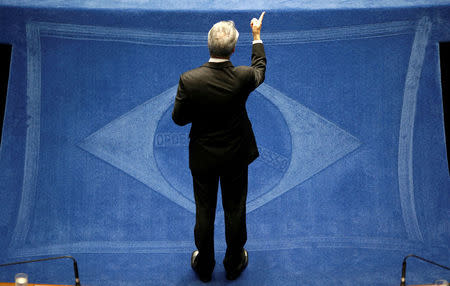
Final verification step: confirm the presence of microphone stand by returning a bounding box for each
[0,255,81,286]
[400,254,450,286]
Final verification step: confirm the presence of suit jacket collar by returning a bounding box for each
[202,61,234,69]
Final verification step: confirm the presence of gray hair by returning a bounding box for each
[208,21,239,58]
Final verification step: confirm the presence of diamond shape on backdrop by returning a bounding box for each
[79,83,361,213]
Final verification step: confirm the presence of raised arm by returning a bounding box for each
[250,12,266,88]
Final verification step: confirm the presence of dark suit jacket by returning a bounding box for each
[172,43,266,174]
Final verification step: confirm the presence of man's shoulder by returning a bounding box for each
[180,63,254,83]
[180,65,209,81]
[234,65,253,72]
[233,65,256,80]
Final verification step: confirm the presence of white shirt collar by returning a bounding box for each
[208,57,230,63]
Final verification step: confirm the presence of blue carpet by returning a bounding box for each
[0,2,449,285]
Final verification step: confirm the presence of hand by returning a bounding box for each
[250,11,265,41]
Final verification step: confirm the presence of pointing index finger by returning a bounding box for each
[259,11,265,23]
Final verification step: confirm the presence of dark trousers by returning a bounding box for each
[192,166,248,274]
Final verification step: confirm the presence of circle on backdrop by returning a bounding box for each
[153,90,292,203]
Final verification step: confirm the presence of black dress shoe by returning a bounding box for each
[191,250,213,283]
[225,249,248,280]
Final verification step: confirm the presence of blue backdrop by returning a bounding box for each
[0,1,449,285]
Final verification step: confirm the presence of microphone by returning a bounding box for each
[400,254,450,286]
[0,255,81,286]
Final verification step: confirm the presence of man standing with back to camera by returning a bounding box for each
[172,12,266,282]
